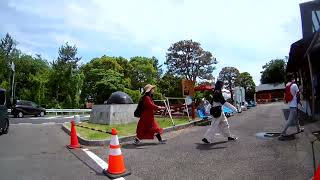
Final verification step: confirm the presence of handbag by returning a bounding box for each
[210,106,222,118]
[134,97,144,118]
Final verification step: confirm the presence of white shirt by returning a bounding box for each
[286,82,299,108]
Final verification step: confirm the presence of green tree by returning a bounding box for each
[218,67,240,103]
[128,56,157,90]
[158,72,183,97]
[166,40,217,82]
[0,33,17,104]
[260,59,286,84]
[235,72,256,101]
[48,42,83,108]
[81,56,129,104]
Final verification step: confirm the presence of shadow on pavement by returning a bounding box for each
[122,142,159,149]
[195,141,228,150]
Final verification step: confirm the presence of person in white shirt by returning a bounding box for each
[280,74,304,137]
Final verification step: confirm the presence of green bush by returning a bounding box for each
[124,88,141,103]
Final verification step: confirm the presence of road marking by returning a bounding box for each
[17,123,32,125]
[82,148,125,180]
[45,116,62,119]
[42,122,56,125]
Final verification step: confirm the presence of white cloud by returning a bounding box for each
[2,0,308,84]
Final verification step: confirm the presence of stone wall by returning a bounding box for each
[89,104,139,124]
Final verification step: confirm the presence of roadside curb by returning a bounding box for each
[61,119,204,146]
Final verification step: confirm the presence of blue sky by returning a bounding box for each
[0,0,310,85]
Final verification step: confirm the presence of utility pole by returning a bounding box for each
[11,61,15,104]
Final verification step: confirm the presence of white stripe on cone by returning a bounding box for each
[109,148,122,156]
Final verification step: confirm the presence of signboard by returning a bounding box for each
[181,79,195,97]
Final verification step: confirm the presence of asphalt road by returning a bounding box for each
[0,103,318,180]
[9,115,90,124]
[87,102,315,180]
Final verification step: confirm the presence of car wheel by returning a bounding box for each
[40,111,45,117]
[3,119,9,134]
[18,111,24,118]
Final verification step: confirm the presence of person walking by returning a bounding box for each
[133,84,167,145]
[280,73,304,137]
[202,80,238,144]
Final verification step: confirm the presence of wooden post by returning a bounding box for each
[307,53,315,119]
[191,102,195,121]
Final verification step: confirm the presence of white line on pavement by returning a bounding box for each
[82,149,125,180]
[17,123,32,125]
[42,122,56,125]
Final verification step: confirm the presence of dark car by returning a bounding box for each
[12,100,46,118]
[0,88,9,134]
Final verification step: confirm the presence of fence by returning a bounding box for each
[46,109,92,116]
[8,109,92,116]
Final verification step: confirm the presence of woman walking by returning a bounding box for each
[133,84,167,145]
[202,80,238,144]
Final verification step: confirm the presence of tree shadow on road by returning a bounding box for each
[195,141,228,150]
[121,142,159,149]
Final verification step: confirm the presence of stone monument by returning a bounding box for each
[89,91,139,125]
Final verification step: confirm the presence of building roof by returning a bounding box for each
[255,83,285,92]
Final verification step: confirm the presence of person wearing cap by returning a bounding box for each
[202,80,238,144]
[133,84,167,145]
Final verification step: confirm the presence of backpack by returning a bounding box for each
[134,97,144,118]
[284,83,293,103]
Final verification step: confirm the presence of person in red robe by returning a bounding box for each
[133,84,167,145]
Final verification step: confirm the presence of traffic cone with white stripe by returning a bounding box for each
[103,128,131,179]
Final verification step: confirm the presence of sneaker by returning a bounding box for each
[133,138,140,145]
[297,128,304,133]
[228,137,238,141]
[159,139,167,144]
[202,138,210,144]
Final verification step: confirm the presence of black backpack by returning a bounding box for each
[134,97,144,118]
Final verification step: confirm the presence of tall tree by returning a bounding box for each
[0,33,16,59]
[218,67,240,103]
[260,59,286,84]
[235,72,256,100]
[165,40,217,82]
[48,42,83,108]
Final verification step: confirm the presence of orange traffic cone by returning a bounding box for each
[67,120,81,149]
[103,128,131,179]
[314,166,320,180]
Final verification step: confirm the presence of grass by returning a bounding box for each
[66,117,190,140]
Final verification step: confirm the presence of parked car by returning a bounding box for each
[12,100,46,118]
[0,88,9,134]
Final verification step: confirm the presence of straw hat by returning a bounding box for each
[144,84,156,93]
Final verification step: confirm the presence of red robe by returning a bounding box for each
[136,96,163,139]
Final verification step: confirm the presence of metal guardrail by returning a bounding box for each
[7,108,91,115]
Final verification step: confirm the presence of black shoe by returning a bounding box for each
[133,138,141,145]
[159,139,167,144]
[202,138,210,144]
[228,137,238,141]
[297,128,304,133]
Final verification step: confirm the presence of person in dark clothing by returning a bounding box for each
[202,80,238,144]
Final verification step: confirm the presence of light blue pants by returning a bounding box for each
[281,107,301,135]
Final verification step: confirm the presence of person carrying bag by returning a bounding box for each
[202,80,238,144]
